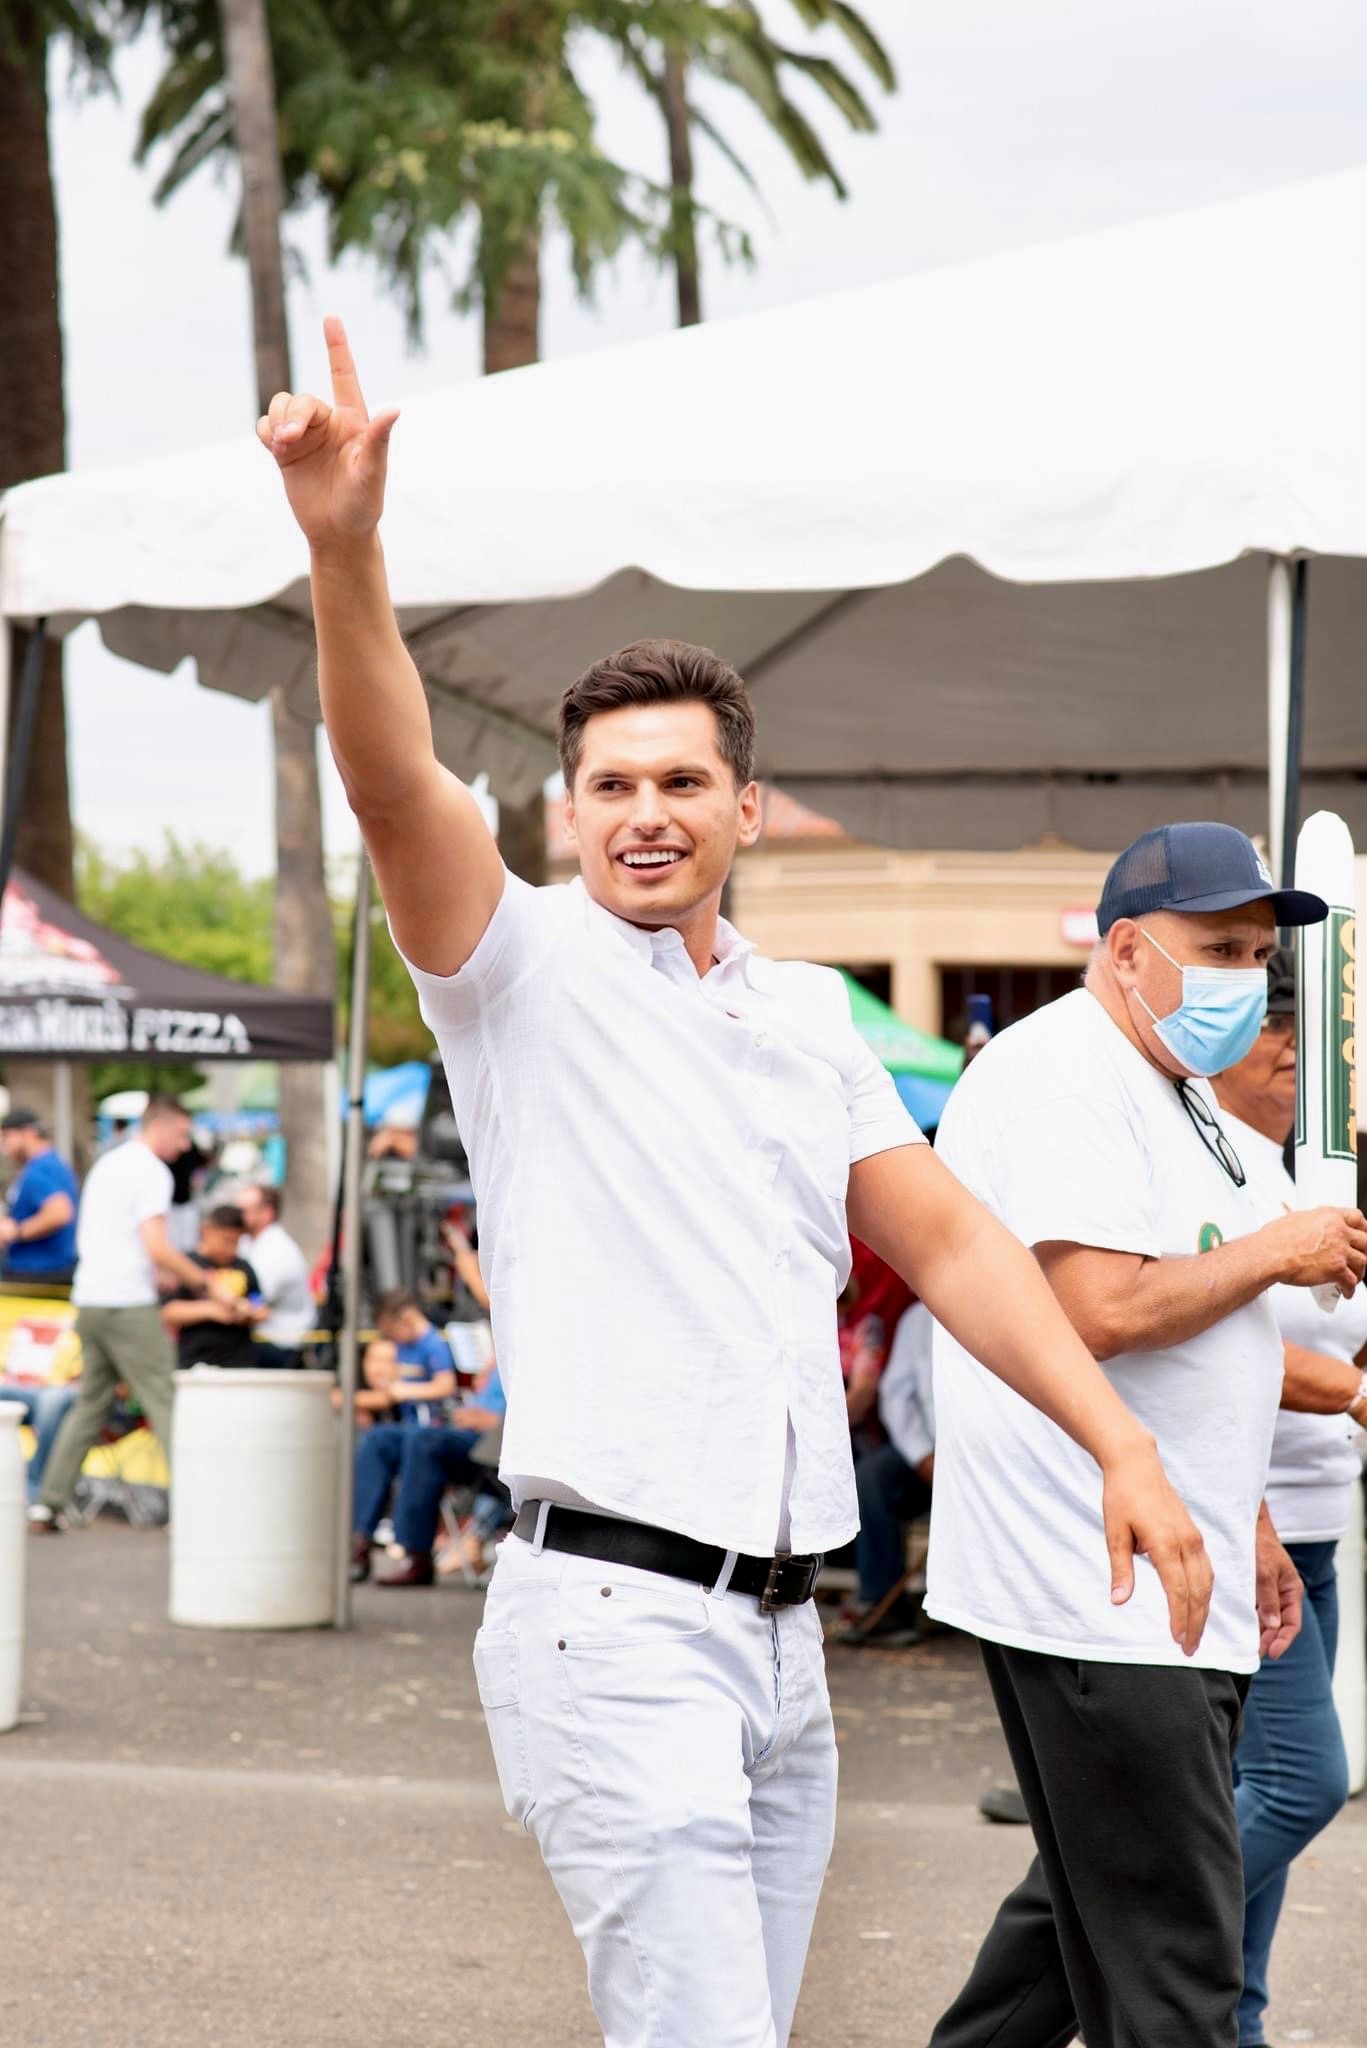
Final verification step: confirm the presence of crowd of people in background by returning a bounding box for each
[0,1092,511,1585]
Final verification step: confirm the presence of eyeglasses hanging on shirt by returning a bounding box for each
[1173,1080,1247,1188]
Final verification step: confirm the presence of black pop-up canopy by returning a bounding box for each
[0,867,333,1064]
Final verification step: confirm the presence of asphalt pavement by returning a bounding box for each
[3,1523,1363,2047]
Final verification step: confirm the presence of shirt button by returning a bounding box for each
[774,1250,788,1269]
[753,1031,768,1050]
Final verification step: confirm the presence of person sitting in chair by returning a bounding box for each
[374,1360,508,1588]
[349,1289,456,1580]
[161,1206,269,1370]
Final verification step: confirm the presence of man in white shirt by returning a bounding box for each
[925,822,1367,2048]
[1212,950,1367,2048]
[31,1095,210,1530]
[260,323,1218,2048]
[237,1184,315,1362]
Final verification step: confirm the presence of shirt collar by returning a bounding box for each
[573,876,763,987]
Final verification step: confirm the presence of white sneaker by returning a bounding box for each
[26,1503,66,1532]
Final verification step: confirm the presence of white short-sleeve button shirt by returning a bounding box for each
[926,987,1283,1674]
[401,872,923,1555]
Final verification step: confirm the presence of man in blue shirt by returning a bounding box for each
[0,1110,79,1281]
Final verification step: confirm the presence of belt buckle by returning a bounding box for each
[760,1551,820,1613]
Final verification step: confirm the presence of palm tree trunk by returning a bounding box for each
[0,13,92,1158]
[481,225,546,882]
[0,12,72,895]
[481,228,542,374]
[661,48,701,328]
[218,0,335,1262]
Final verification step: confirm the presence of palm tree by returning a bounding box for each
[0,1,118,1151]
[594,0,895,327]
[1,4,116,898]
[131,1,895,903]
[212,0,335,1261]
[135,0,680,893]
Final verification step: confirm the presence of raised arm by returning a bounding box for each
[848,1145,1213,1655]
[139,1217,209,1295]
[260,318,505,974]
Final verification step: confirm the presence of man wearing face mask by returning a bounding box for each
[925,822,1367,2048]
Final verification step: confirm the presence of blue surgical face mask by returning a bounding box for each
[1131,929,1268,1077]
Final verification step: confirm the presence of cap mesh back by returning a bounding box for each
[1098,827,1175,931]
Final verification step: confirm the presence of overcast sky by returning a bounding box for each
[51,0,1367,876]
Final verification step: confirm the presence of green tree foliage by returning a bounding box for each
[77,835,276,985]
[132,0,715,339]
[72,835,435,1098]
[602,1,893,200]
[332,873,431,1070]
[129,1,890,343]
[74,834,277,1095]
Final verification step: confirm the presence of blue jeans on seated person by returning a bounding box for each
[353,1423,418,1539]
[1234,1539,1348,2047]
[0,1383,79,1501]
[854,1442,932,1605]
[392,1427,488,1555]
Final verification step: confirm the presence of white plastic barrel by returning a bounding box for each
[0,1407,26,1731]
[1333,1470,1366,1796]
[170,1368,337,1629]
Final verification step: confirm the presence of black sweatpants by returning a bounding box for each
[930,1641,1248,2048]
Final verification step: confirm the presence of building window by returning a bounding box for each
[940,964,1084,1043]
[841,962,893,1005]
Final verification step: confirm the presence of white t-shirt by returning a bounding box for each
[879,1302,936,1471]
[400,872,922,1556]
[242,1221,316,1346]
[72,1140,174,1309]
[925,987,1283,1674]
[1223,1113,1367,1543]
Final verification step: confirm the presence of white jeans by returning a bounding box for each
[474,1532,838,2048]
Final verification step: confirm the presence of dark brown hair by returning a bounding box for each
[557,639,756,790]
[374,1287,420,1326]
[205,1204,246,1233]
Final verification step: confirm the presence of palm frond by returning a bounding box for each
[772,48,878,133]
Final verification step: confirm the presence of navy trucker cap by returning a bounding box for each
[1096,822,1328,936]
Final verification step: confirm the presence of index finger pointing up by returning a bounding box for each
[324,314,367,415]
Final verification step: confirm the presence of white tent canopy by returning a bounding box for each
[5,164,1367,847]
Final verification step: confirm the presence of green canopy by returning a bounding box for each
[839,972,964,1083]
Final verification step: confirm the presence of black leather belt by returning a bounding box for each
[512,1503,822,1612]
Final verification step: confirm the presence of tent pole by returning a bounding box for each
[1266,559,1293,887]
[52,1060,74,1162]
[1281,559,1309,891]
[0,619,48,905]
[0,624,10,845]
[333,852,372,1631]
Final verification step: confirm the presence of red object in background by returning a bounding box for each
[838,1238,913,1383]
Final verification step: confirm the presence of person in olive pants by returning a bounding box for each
[34,1097,208,1527]
[39,1305,178,1513]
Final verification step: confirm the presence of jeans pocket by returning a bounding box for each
[558,1570,714,1654]
[473,1626,533,1826]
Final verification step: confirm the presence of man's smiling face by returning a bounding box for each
[563,700,762,936]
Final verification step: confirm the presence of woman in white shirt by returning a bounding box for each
[1212,950,1367,2048]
